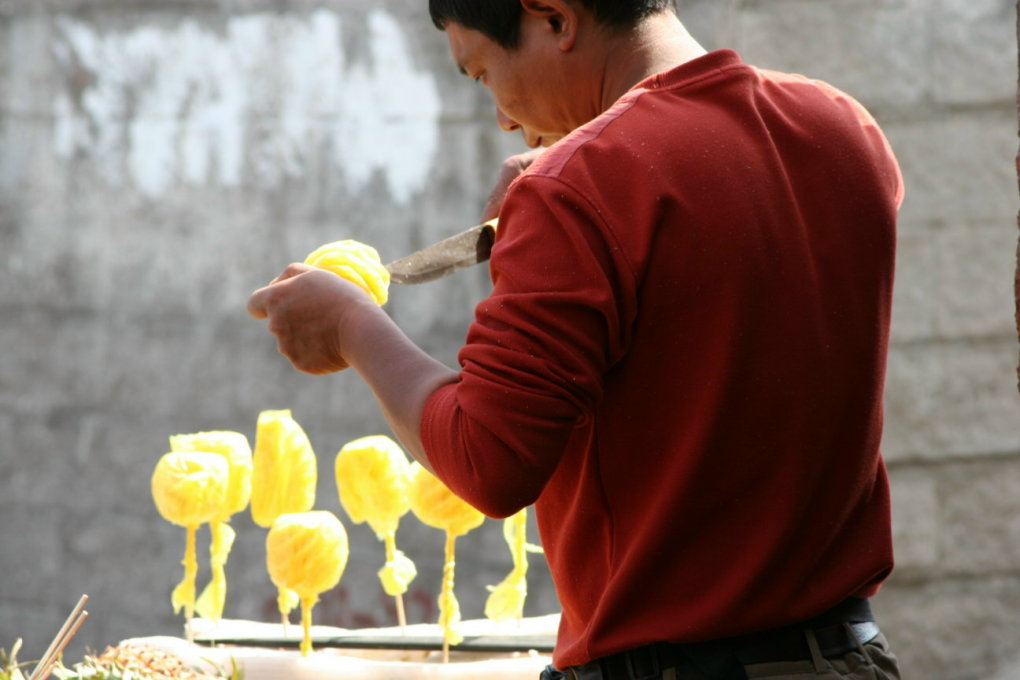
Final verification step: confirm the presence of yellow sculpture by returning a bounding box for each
[304,239,390,306]
[407,463,485,660]
[168,430,252,622]
[266,511,350,656]
[250,409,317,621]
[334,435,417,628]
[151,451,229,638]
[484,508,543,624]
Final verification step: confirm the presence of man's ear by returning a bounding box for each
[520,0,578,50]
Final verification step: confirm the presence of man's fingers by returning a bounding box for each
[248,263,318,318]
[270,262,316,285]
[247,286,270,319]
[481,193,504,223]
[481,148,545,222]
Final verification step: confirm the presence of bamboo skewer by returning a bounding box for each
[29,594,89,680]
[395,593,407,631]
[36,610,88,680]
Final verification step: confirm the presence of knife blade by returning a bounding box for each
[385,218,498,285]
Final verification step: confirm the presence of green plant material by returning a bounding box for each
[0,639,29,680]
[200,657,242,680]
[2,640,243,680]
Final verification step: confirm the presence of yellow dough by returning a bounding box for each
[250,409,317,527]
[266,511,350,656]
[485,508,542,623]
[169,431,252,518]
[151,451,229,624]
[335,435,417,626]
[250,409,318,619]
[408,463,485,539]
[304,239,390,306]
[169,430,252,622]
[408,463,485,649]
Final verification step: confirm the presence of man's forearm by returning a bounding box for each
[339,302,459,473]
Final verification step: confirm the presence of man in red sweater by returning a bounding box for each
[248,1,903,678]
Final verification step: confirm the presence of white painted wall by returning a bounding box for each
[51,9,440,202]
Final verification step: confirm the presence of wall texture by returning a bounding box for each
[1,1,1017,679]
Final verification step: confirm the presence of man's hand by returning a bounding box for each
[248,261,458,472]
[248,263,378,375]
[481,148,545,222]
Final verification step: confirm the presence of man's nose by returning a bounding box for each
[496,107,520,132]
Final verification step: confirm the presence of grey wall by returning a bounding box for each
[1,1,1018,679]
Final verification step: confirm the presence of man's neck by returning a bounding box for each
[596,12,707,112]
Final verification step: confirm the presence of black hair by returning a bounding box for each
[429,0,675,48]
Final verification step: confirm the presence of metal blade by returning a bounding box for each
[385,219,497,285]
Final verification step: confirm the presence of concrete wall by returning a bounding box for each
[1,1,1017,679]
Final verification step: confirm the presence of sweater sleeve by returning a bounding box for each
[421,174,634,518]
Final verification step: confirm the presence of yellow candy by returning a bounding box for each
[335,435,413,538]
[436,533,463,648]
[151,451,229,625]
[266,511,350,656]
[408,463,485,538]
[169,430,253,622]
[378,548,417,598]
[152,451,229,530]
[484,508,543,623]
[250,409,317,621]
[250,410,317,528]
[304,239,390,306]
[335,435,417,625]
[169,431,252,520]
[408,463,485,651]
[484,567,526,624]
[194,522,236,622]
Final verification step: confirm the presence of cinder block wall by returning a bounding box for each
[1,1,1018,679]
[726,2,1020,679]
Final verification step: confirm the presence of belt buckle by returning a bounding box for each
[849,621,880,646]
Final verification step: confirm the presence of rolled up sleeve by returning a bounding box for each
[421,175,634,518]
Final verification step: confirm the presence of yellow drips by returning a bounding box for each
[151,450,229,635]
[299,594,317,657]
[195,521,236,621]
[378,532,417,597]
[170,525,198,619]
[169,430,252,622]
[407,463,485,655]
[484,508,542,623]
[438,532,463,647]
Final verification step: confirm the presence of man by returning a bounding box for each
[248,1,904,678]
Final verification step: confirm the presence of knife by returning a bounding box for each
[385,218,498,285]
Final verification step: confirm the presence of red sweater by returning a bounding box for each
[422,49,902,668]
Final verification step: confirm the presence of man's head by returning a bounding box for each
[429,0,675,49]
[434,0,677,148]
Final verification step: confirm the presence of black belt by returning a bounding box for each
[554,598,879,680]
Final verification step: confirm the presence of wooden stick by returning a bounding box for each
[395,594,407,632]
[33,610,88,680]
[29,595,89,680]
